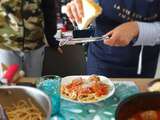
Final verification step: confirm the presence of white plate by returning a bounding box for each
[61,75,115,103]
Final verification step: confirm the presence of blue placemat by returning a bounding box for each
[60,81,139,120]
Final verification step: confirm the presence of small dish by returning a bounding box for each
[147,78,160,92]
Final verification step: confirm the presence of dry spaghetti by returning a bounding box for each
[4,99,45,120]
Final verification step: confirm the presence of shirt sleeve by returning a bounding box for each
[41,0,59,48]
[134,21,160,46]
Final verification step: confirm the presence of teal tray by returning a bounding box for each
[60,81,139,120]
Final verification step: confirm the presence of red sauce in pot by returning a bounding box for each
[128,110,160,120]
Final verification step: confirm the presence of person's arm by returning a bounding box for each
[41,0,59,48]
[134,21,160,46]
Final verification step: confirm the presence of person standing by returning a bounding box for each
[65,0,160,78]
[0,0,61,77]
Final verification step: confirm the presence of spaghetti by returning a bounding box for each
[4,99,45,120]
[61,75,110,102]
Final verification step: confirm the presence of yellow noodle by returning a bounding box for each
[4,99,45,120]
[78,93,97,102]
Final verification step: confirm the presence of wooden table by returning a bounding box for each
[112,78,153,92]
[17,77,155,120]
[20,77,154,92]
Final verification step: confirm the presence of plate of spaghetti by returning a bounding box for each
[61,75,115,103]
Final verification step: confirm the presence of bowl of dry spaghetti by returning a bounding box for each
[61,75,115,103]
[0,86,51,120]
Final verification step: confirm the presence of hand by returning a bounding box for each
[57,47,63,54]
[103,22,139,46]
[65,0,83,23]
[45,44,63,54]
[65,0,94,23]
